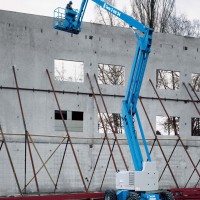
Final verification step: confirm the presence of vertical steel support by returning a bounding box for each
[93,74,129,170]
[87,73,118,172]
[150,79,200,179]
[46,69,87,192]
[12,66,40,195]
[0,126,23,196]
[139,98,179,188]
[183,82,200,115]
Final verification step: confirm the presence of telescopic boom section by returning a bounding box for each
[91,0,147,33]
[91,0,153,171]
[122,28,153,171]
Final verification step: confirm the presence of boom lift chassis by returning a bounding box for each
[53,1,174,200]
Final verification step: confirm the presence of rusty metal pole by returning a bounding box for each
[12,67,27,193]
[87,137,106,190]
[22,137,68,192]
[0,140,4,151]
[0,126,23,196]
[149,139,156,155]
[54,141,69,193]
[185,160,200,188]
[195,177,200,188]
[87,73,118,172]
[12,66,40,195]
[94,74,128,171]
[46,69,87,192]
[159,139,180,181]
[150,79,200,179]
[183,82,200,115]
[139,97,179,188]
[100,141,116,191]
[27,135,56,187]
[189,83,200,102]
[26,132,40,195]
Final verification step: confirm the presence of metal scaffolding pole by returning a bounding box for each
[0,140,4,151]
[94,74,128,171]
[12,66,40,195]
[150,79,200,179]
[0,126,23,196]
[22,139,67,192]
[183,82,200,115]
[87,73,118,172]
[46,69,88,192]
[139,97,179,188]
[86,73,118,190]
[189,83,200,102]
[185,159,200,188]
[54,141,69,192]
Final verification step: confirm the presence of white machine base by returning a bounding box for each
[116,162,158,191]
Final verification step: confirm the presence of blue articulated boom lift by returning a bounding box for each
[53,1,175,200]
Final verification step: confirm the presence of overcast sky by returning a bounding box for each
[0,0,200,22]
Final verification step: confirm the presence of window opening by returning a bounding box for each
[98,63,125,86]
[72,111,83,121]
[191,117,200,136]
[55,110,83,132]
[55,110,67,120]
[98,113,124,134]
[156,116,180,136]
[54,60,84,82]
[191,73,200,92]
[156,69,180,90]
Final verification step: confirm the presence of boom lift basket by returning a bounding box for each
[53,7,80,34]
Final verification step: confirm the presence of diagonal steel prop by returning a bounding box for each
[46,69,87,192]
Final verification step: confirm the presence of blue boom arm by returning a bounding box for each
[53,0,152,172]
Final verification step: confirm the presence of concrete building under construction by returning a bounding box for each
[0,9,199,199]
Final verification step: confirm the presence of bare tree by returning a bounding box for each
[97,63,125,134]
[130,0,175,32]
[168,14,200,37]
[98,113,124,134]
[98,64,125,85]
[191,118,200,136]
[94,0,126,27]
[157,116,179,136]
[156,70,180,90]
[94,0,200,38]
[191,73,200,92]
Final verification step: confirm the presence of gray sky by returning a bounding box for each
[0,0,200,22]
